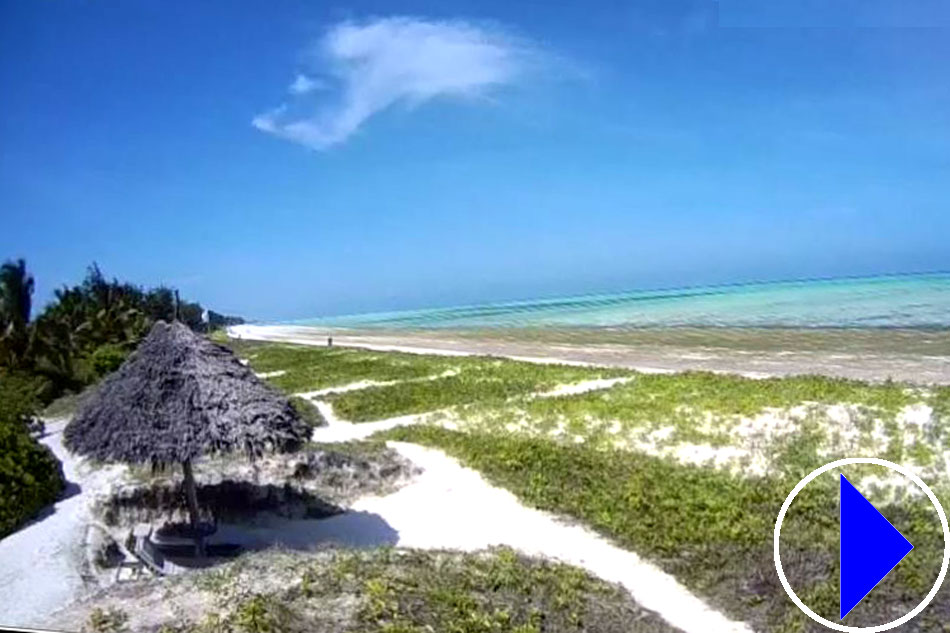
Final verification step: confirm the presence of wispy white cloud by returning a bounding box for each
[288,74,324,95]
[253,17,539,150]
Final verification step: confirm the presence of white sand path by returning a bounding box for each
[0,419,126,628]
[367,442,752,633]
[296,377,751,633]
[254,370,286,379]
[535,376,630,398]
[306,375,633,442]
[310,401,436,442]
[293,369,460,401]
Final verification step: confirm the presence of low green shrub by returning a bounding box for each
[85,607,129,633]
[289,396,326,427]
[0,374,66,538]
[89,343,129,378]
[0,370,52,425]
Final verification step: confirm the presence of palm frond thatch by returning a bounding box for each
[65,321,308,465]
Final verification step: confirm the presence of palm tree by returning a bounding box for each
[0,258,35,368]
[0,258,33,328]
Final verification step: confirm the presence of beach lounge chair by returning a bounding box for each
[136,529,166,575]
[115,527,165,580]
[147,519,243,565]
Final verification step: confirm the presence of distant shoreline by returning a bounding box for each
[229,324,950,385]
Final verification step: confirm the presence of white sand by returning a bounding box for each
[296,379,401,399]
[295,370,460,401]
[310,401,439,442]
[534,376,631,398]
[231,324,476,357]
[254,370,286,379]
[0,420,126,628]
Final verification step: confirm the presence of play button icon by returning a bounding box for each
[776,458,950,631]
[839,474,914,619]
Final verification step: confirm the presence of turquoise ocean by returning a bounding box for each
[297,273,950,330]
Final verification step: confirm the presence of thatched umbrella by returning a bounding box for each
[65,320,309,555]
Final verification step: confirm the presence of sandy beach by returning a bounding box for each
[230,324,950,384]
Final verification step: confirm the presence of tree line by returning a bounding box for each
[0,258,241,402]
[0,257,246,537]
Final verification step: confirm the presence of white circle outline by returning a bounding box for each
[774,457,950,632]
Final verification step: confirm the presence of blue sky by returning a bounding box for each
[1,0,948,321]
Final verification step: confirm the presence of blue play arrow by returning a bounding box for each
[840,474,914,619]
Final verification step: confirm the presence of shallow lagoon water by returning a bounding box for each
[298,273,950,330]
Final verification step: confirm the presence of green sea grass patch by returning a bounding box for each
[445,326,950,357]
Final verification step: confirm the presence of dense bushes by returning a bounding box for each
[0,375,65,539]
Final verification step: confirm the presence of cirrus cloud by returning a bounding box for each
[253,17,539,150]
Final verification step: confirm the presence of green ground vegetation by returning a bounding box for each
[207,337,949,631]
[305,438,392,461]
[327,361,627,422]
[41,391,82,420]
[229,335,930,437]
[222,338,629,421]
[82,547,679,633]
[443,371,933,463]
[225,340,461,392]
[379,426,949,632]
[932,386,950,427]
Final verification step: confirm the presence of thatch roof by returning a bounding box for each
[65,321,309,465]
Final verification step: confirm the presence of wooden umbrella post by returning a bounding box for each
[181,459,205,557]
